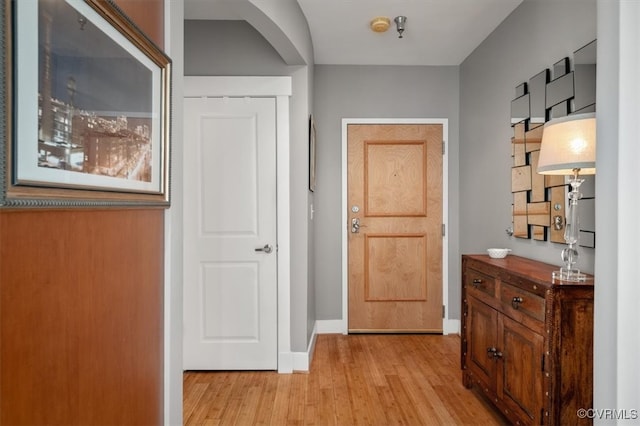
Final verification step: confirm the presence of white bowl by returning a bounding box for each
[487,248,511,259]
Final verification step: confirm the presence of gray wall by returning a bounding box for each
[313,65,461,320]
[459,0,596,272]
[595,0,640,414]
[313,0,596,324]
[185,0,598,333]
[185,21,286,76]
[184,20,315,352]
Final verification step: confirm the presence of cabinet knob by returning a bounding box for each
[472,279,483,288]
[487,347,504,359]
[511,296,524,309]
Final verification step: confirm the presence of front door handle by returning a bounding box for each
[351,218,360,233]
[255,244,273,254]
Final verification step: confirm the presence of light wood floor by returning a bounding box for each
[183,333,507,425]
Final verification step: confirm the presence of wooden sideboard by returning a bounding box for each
[461,254,594,425]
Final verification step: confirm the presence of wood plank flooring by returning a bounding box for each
[183,334,507,425]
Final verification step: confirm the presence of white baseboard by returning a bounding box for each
[316,319,346,334]
[278,352,293,373]
[443,319,461,335]
[314,318,458,334]
[290,319,347,372]
[291,351,310,372]
[291,322,318,372]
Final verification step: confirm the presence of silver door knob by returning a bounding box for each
[255,244,273,254]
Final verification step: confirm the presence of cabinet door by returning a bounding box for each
[466,296,498,387]
[498,315,545,424]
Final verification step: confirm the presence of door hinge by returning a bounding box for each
[442,224,446,237]
[442,305,446,318]
[442,141,446,155]
[542,353,545,371]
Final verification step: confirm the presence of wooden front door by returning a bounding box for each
[347,123,443,332]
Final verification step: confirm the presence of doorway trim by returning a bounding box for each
[341,118,450,334]
[183,76,293,372]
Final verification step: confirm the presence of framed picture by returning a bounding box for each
[309,114,316,192]
[1,0,171,207]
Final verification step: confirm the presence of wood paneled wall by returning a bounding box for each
[0,210,164,424]
[116,0,164,47]
[0,1,166,424]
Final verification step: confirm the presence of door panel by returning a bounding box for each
[348,124,443,332]
[365,234,426,300]
[498,315,544,423]
[183,97,277,370]
[200,114,259,234]
[366,142,427,216]
[201,263,260,340]
[466,296,498,385]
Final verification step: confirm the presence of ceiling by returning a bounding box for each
[185,0,524,66]
[297,0,522,66]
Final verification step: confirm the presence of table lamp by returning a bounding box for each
[537,112,596,282]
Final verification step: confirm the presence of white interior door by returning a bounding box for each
[183,96,278,370]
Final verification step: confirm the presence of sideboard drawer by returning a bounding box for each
[500,282,545,322]
[464,268,496,298]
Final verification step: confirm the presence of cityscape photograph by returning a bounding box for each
[37,0,154,184]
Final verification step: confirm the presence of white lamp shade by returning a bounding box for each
[537,113,596,175]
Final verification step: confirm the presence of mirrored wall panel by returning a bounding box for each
[574,40,597,113]
[529,70,549,127]
[547,58,572,119]
[510,39,597,247]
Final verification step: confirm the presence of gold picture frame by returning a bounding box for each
[2,0,171,207]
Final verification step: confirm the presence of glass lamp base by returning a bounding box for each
[552,268,587,282]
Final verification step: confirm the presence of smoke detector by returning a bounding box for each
[370,17,390,33]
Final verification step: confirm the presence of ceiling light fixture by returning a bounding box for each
[394,16,407,38]
[370,17,390,33]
